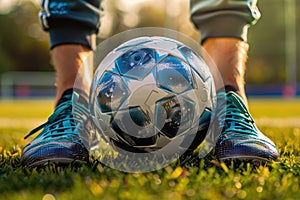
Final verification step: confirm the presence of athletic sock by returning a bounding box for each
[224,85,238,93]
[216,85,238,94]
[56,88,73,108]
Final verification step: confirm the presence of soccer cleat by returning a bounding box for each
[213,91,279,161]
[21,89,91,167]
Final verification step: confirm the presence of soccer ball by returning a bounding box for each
[90,36,215,153]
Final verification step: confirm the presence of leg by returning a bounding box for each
[51,44,91,106]
[203,38,248,104]
[190,0,279,161]
[21,0,102,167]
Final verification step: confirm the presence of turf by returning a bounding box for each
[0,98,299,200]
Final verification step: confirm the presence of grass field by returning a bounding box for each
[0,98,299,200]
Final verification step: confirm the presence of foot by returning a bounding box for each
[213,91,279,162]
[21,89,91,167]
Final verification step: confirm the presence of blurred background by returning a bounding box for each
[0,0,299,98]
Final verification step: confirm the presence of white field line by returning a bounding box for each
[0,117,300,128]
[255,117,300,128]
[0,118,45,129]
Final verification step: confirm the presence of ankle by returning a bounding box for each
[51,44,92,106]
[203,38,248,104]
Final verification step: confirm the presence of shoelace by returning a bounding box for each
[24,95,89,145]
[216,92,260,144]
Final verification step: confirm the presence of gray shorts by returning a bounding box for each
[40,0,260,48]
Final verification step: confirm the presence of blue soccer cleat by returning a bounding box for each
[213,91,279,162]
[21,89,92,167]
